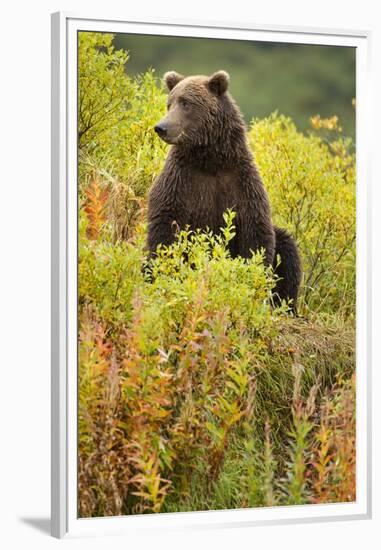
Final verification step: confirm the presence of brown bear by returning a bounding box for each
[147,70,301,310]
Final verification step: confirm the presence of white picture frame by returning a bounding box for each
[51,11,372,539]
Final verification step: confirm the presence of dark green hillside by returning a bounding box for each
[113,34,355,135]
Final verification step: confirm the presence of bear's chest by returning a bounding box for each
[183,169,240,231]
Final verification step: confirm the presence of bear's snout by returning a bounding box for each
[154,123,168,139]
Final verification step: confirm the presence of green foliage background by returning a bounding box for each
[113,33,356,135]
[78,32,356,518]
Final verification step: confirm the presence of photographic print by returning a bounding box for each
[77,29,357,518]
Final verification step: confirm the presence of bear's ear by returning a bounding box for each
[208,70,230,96]
[164,71,184,91]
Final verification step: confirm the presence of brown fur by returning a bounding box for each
[147,71,301,308]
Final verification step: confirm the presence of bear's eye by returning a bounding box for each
[180,99,190,110]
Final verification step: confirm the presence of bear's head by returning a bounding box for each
[154,70,242,148]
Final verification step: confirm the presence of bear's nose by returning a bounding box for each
[154,123,168,138]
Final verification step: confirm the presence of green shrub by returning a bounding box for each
[78,211,355,516]
[78,32,168,236]
[249,113,355,316]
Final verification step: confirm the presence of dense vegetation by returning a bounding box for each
[78,32,356,517]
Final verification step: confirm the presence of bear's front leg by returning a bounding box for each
[146,156,187,257]
[146,210,180,256]
[143,209,181,282]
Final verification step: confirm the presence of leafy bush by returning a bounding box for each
[78,210,355,516]
[77,32,356,517]
[78,32,167,237]
[249,113,355,316]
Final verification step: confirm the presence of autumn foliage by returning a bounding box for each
[78,32,356,517]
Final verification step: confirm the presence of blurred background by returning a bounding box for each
[113,34,356,136]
